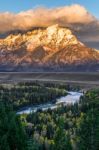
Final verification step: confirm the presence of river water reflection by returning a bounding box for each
[17,91,83,115]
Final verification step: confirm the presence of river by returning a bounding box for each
[17,91,83,115]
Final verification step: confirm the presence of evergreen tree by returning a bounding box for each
[0,102,28,150]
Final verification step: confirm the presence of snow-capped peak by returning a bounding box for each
[0,24,99,72]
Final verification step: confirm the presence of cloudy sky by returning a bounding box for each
[0,0,99,49]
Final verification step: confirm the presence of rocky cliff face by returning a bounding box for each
[0,24,99,71]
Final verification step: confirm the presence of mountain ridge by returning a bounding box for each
[0,24,99,72]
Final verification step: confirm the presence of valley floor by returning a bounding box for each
[0,72,99,88]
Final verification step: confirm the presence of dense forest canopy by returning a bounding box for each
[0,82,99,150]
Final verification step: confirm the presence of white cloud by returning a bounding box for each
[0,4,99,48]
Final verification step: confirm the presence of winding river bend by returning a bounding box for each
[17,91,83,115]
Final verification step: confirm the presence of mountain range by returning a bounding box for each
[0,24,99,72]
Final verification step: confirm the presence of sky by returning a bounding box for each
[0,0,99,18]
[0,0,99,49]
